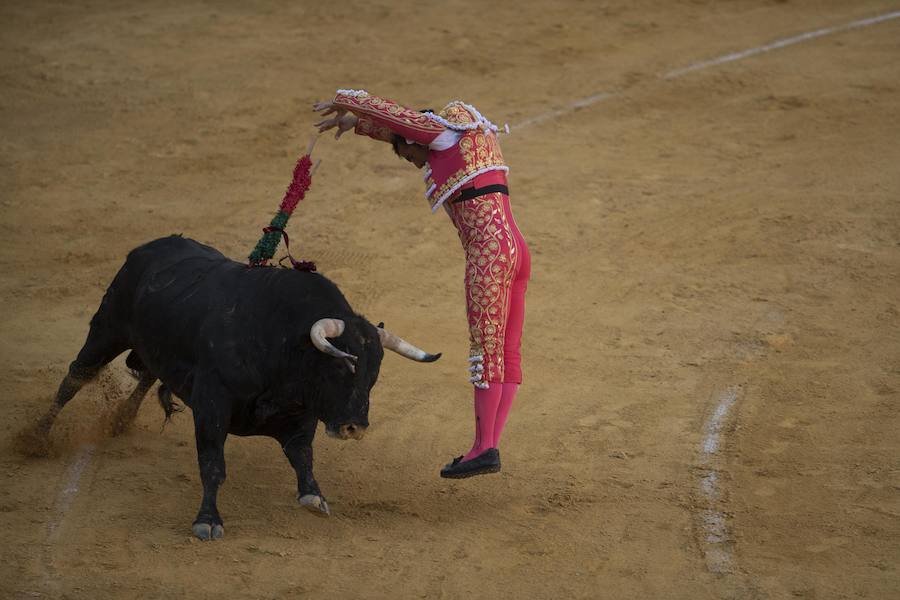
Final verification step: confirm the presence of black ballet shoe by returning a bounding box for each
[440,448,501,479]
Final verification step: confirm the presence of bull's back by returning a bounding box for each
[108,236,232,392]
[126,235,228,279]
[124,235,350,326]
[109,235,353,399]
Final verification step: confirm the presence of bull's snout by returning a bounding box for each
[329,423,367,440]
[341,424,366,440]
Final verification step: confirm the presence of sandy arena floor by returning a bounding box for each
[1,1,898,598]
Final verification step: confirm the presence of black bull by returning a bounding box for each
[28,235,440,540]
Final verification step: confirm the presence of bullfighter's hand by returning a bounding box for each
[313,101,357,140]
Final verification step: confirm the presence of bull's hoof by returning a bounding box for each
[192,522,225,541]
[299,494,330,517]
[109,418,131,438]
[13,424,52,458]
[110,406,139,437]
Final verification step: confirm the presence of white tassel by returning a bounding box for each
[336,89,369,98]
[467,355,489,388]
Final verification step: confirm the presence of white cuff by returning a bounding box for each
[428,129,462,151]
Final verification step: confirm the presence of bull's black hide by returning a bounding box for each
[31,235,438,540]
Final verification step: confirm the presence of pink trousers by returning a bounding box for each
[448,190,530,385]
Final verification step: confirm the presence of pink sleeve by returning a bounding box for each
[334,90,446,146]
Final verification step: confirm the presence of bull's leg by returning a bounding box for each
[190,388,230,541]
[38,353,121,432]
[17,313,128,456]
[36,367,95,432]
[110,371,156,436]
[279,416,329,517]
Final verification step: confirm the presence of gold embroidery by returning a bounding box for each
[356,115,393,142]
[426,131,506,209]
[439,102,479,127]
[450,193,517,382]
[335,92,444,135]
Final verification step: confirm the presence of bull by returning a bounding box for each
[26,235,440,540]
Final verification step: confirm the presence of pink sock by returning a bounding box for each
[463,385,502,461]
[493,383,519,447]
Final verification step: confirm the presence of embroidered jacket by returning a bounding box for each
[332,89,508,212]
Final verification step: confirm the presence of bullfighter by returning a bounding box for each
[314,90,531,479]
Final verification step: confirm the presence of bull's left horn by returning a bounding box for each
[377,326,442,363]
[310,319,358,363]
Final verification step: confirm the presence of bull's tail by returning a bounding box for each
[157,384,184,427]
[124,351,182,426]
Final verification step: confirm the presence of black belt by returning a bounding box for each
[451,184,509,204]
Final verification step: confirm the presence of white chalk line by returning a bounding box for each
[702,388,739,456]
[512,10,900,131]
[46,444,96,543]
[697,387,740,574]
[514,92,615,129]
[34,444,96,597]
[664,10,900,79]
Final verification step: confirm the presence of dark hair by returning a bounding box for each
[391,109,434,157]
[390,134,406,157]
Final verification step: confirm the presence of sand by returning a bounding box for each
[1,1,898,598]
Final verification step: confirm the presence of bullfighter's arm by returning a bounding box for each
[353,113,394,143]
[320,89,448,146]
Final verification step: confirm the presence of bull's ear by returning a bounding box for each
[377,322,384,329]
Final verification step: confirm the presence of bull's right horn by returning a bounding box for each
[377,325,442,363]
[310,319,358,363]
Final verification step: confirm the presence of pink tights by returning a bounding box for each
[463,384,521,461]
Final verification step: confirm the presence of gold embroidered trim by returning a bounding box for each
[355,115,393,142]
[424,131,507,209]
[450,193,518,383]
[335,92,445,136]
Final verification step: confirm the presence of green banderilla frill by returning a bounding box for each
[248,211,291,266]
[248,136,319,267]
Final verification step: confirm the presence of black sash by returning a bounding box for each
[451,184,509,204]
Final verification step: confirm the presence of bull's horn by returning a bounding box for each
[310,319,358,363]
[377,326,441,363]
